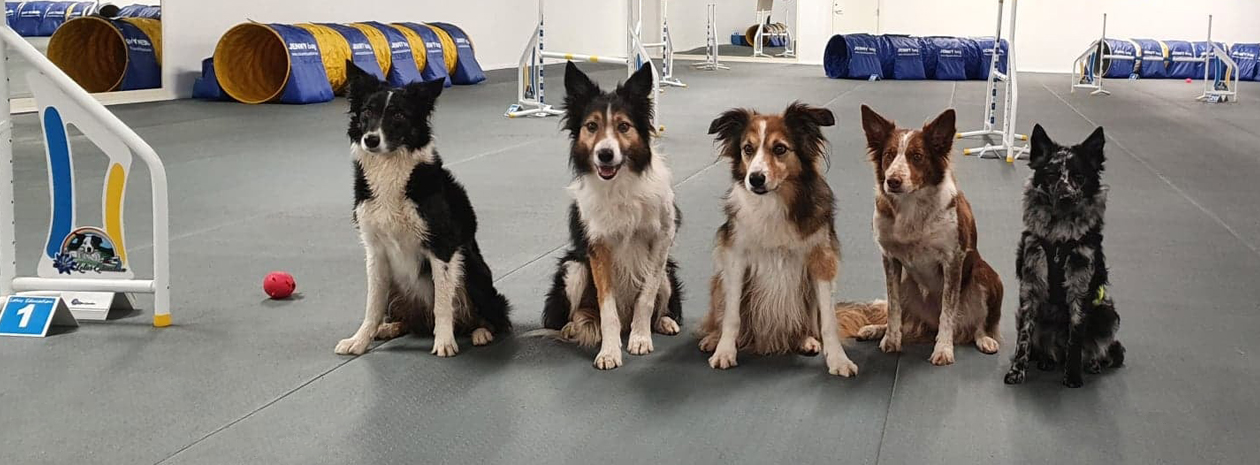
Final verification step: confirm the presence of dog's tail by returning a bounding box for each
[835,300,888,338]
[520,325,601,348]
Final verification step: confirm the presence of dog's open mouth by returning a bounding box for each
[596,165,620,180]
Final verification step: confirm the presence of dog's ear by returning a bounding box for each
[922,108,956,157]
[860,105,895,156]
[344,60,382,110]
[708,108,751,157]
[1029,124,1053,168]
[564,61,599,104]
[619,63,655,101]
[401,78,445,118]
[1077,126,1106,170]
[784,102,835,128]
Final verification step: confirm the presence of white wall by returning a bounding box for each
[664,0,800,55]
[161,0,630,98]
[831,0,1260,73]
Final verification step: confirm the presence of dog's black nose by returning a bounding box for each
[363,134,381,149]
[748,172,766,188]
[886,177,903,190]
[596,148,614,163]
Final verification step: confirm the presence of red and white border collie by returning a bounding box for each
[697,103,859,377]
[842,105,1003,366]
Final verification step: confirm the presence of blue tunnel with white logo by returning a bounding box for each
[880,35,925,80]
[823,33,884,80]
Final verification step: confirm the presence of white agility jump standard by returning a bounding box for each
[692,2,729,71]
[958,0,1028,162]
[752,0,794,59]
[0,25,171,326]
[1072,14,1238,103]
[505,0,664,127]
[633,0,686,87]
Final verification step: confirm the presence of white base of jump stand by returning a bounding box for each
[15,291,134,321]
[958,0,1028,163]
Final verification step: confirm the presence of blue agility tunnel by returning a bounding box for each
[117,4,161,19]
[394,22,452,87]
[5,3,16,27]
[192,58,233,101]
[1229,43,1259,81]
[922,36,975,80]
[319,23,387,82]
[823,34,883,80]
[1099,39,1138,79]
[429,22,486,85]
[1132,39,1168,79]
[970,37,1008,80]
[212,23,334,104]
[879,35,925,80]
[47,16,162,92]
[1164,40,1196,79]
[37,2,73,36]
[358,21,424,87]
[13,2,54,36]
[1193,41,1227,80]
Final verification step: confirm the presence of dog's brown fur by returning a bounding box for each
[841,105,1003,366]
[698,103,860,376]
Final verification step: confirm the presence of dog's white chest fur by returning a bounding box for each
[727,187,822,317]
[571,158,675,310]
[874,180,960,292]
[354,147,434,296]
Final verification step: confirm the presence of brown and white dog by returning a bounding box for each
[697,103,859,376]
[842,105,1003,366]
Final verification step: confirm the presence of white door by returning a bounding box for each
[832,0,878,35]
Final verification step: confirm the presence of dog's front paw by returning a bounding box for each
[698,334,718,353]
[594,350,623,370]
[1004,369,1026,384]
[654,316,680,335]
[335,336,371,355]
[471,328,494,346]
[798,337,821,356]
[857,325,885,341]
[929,346,955,366]
[826,353,858,377]
[1062,374,1084,388]
[975,336,999,354]
[708,348,738,369]
[627,331,654,355]
[431,336,460,357]
[879,334,902,353]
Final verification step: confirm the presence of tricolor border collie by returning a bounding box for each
[697,103,860,376]
[540,62,683,370]
[334,61,511,357]
[1004,124,1124,388]
[843,105,1003,366]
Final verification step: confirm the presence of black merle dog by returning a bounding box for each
[1004,124,1124,388]
[333,61,511,358]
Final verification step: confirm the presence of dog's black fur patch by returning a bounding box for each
[1005,124,1123,387]
[344,61,511,335]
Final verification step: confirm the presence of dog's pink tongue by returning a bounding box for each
[599,166,616,177]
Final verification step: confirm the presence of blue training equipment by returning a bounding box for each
[1164,40,1196,79]
[1100,39,1138,79]
[12,1,54,36]
[395,22,452,87]
[1193,41,1227,80]
[1228,43,1259,81]
[971,37,1008,80]
[319,23,387,82]
[823,33,882,80]
[923,36,974,80]
[429,22,486,85]
[359,21,424,87]
[880,35,925,80]
[191,58,233,101]
[1132,39,1168,79]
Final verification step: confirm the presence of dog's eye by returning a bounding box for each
[772,144,787,155]
[617,122,631,134]
[911,152,922,162]
[743,144,754,155]
[585,122,598,132]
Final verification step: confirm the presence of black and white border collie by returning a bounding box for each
[334,61,511,357]
[845,105,1004,366]
[697,103,859,376]
[540,62,683,370]
[1005,124,1124,388]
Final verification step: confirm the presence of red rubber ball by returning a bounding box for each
[264,272,296,299]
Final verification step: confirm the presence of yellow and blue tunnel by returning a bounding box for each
[199,20,484,104]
